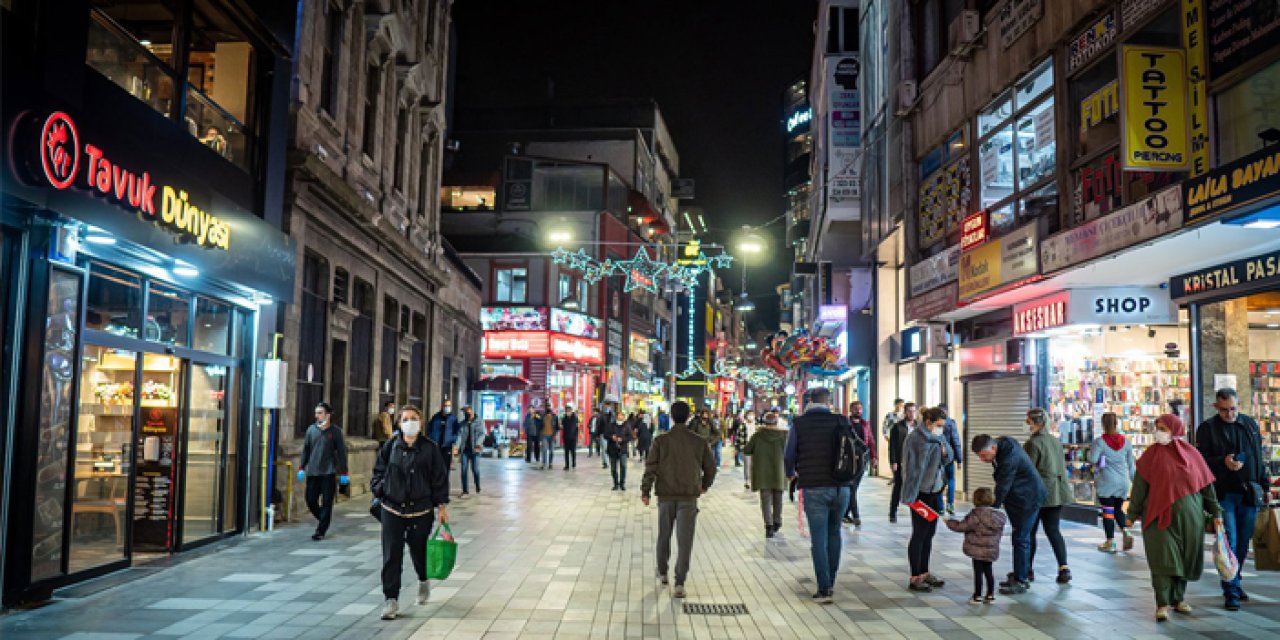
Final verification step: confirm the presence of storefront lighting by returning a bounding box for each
[173,261,199,277]
[1269,324,1279,329]
[84,234,116,245]
[1244,220,1280,229]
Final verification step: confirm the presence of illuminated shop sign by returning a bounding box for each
[1120,46,1188,171]
[960,210,989,252]
[36,112,231,249]
[480,307,548,331]
[1171,249,1280,302]
[551,308,602,339]
[817,305,846,322]
[1014,287,1178,334]
[1013,292,1071,335]
[551,334,604,365]
[1183,143,1280,225]
[786,107,812,132]
[481,330,603,365]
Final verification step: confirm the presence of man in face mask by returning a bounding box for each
[428,400,458,471]
[301,402,349,541]
[843,401,873,526]
[887,403,919,523]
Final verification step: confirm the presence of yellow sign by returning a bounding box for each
[1121,46,1189,171]
[1080,80,1118,132]
[1183,0,1209,177]
[958,239,1002,299]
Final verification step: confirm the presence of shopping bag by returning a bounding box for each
[797,490,808,539]
[1254,507,1280,571]
[1213,522,1240,581]
[908,500,939,522]
[426,523,457,580]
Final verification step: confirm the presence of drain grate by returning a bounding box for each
[683,602,749,616]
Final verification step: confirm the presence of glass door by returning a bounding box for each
[181,361,230,544]
[131,353,184,552]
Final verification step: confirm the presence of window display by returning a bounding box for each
[975,57,1057,228]
[70,346,135,573]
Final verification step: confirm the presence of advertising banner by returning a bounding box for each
[1183,143,1280,225]
[551,334,604,365]
[482,331,550,359]
[958,240,1002,300]
[909,245,960,297]
[1120,46,1188,171]
[999,0,1043,49]
[1043,186,1183,272]
[480,306,548,331]
[550,308,601,339]
[828,56,862,220]
[1171,248,1280,302]
[1068,13,1118,73]
[1182,0,1209,177]
[906,282,959,322]
[1000,223,1039,283]
[1205,0,1280,80]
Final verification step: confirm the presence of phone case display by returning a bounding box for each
[1250,361,1280,441]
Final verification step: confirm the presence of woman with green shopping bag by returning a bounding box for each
[372,405,451,621]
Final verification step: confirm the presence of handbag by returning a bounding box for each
[1244,481,1267,507]
[1213,521,1240,581]
[426,523,457,580]
[1254,507,1280,571]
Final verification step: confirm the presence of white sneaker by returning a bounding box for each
[417,580,430,605]
[381,598,399,620]
[673,584,687,598]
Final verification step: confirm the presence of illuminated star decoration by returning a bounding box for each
[550,246,734,294]
[616,247,665,293]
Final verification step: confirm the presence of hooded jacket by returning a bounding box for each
[945,506,1008,562]
[744,426,789,491]
[899,426,952,499]
[991,436,1046,512]
[1024,430,1072,508]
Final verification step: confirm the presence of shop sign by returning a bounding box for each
[1205,0,1280,80]
[32,111,231,250]
[1068,13,1118,73]
[481,306,548,331]
[818,304,846,323]
[718,379,738,394]
[1000,223,1039,283]
[828,56,861,218]
[918,156,971,248]
[1120,46,1188,171]
[1043,186,1183,272]
[550,308,601,338]
[1120,0,1167,30]
[551,334,604,365]
[1080,80,1119,132]
[960,211,989,252]
[958,239,1002,299]
[1170,248,1280,301]
[629,333,651,364]
[786,106,812,133]
[1182,0,1209,177]
[482,331,550,359]
[1013,291,1071,335]
[1071,287,1179,324]
[1183,143,1280,225]
[1074,151,1123,224]
[909,245,960,297]
[906,282,959,322]
[999,0,1043,49]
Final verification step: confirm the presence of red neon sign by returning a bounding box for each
[960,210,989,252]
[550,334,604,365]
[41,112,80,190]
[1013,291,1071,336]
[482,331,604,365]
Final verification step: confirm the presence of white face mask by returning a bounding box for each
[443,406,452,414]
[1153,430,1173,445]
[931,427,944,437]
[400,420,421,437]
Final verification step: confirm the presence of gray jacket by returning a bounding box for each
[455,416,483,452]
[899,426,952,500]
[302,423,348,476]
[1088,436,1136,499]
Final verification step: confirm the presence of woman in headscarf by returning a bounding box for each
[1127,414,1222,621]
[1090,412,1137,552]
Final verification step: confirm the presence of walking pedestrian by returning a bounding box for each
[300,402,348,541]
[744,410,787,538]
[658,407,671,432]
[597,399,617,468]
[784,388,854,604]
[887,402,918,523]
[844,401,873,525]
[1129,413,1222,621]
[427,400,457,470]
[561,405,580,469]
[741,410,759,490]
[587,405,600,458]
[371,405,450,620]
[539,401,560,470]
[606,410,634,490]
[641,401,717,598]
[971,433,1045,595]
[900,406,952,592]
[944,487,1007,604]
[1195,388,1274,610]
[372,400,396,445]
[707,410,725,467]
[882,398,905,444]
[730,411,745,468]
[636,411,654,459]
[937,403,963,516]
[523,406,543,464]
[1090,412,1136,552]
[454,406,482,496]
[1023,408,1073,584]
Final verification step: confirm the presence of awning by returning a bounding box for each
[472,375,531,391]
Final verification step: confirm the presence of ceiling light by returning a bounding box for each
[1269,323,1280,329]
[173,261,199,277]
[1244,220,1280,229]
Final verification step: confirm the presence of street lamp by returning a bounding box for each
[736,292,756,312]
[560,296,581,311]
[548,229,573,244]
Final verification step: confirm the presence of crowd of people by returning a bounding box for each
[293,383,1274,622]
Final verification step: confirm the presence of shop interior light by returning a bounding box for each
[1224,203,1280,229]
[173,261,199,277]
[83,226,116,245]
[1269,324,1280,329]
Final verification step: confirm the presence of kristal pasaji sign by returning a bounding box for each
[35,111,232,249]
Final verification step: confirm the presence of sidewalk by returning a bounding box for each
[3,455,1280,639]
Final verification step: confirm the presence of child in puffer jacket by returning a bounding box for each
[944,487,1008,604]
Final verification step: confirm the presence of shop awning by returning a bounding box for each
[473,375,532,391]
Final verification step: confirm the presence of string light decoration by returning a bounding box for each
[551,245,733,294]
[675,358,784,390]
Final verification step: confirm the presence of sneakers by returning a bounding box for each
[1097,540,1116,553]
[658,574,669,585]
[811,590,834,604]
[999,581,1029,595]
[1155,606,1169,621]
[999,573,1032,588]
[983,594,996,603]
[311,533,324,541]
[946,505,955,516]
[417,581,430,605]
[1056,567,1072,584]
[380,598,399,620]
[1238,589,1250,602]
[673,584,687,598]
[923,574,945,588]
[908,580,932,593]
[460,491,470,498]
[1225,596,1241,611]
[1174,602,1192,614]
[1122,532,1135,551]
[968,595,983,605]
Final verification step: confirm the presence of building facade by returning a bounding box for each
[1,0,298,604]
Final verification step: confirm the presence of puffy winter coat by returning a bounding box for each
[945,506,1008,562]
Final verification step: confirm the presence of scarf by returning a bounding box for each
[1135,414,1217,530]
[1101,433,1126,451]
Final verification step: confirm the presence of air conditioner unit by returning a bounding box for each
[895,81,918,117]
[948,10,983,57]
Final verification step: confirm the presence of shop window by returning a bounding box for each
[1016,97,1056,187]
[193,296,232,355]
[495,267,528,303]
[978,124,1015,209]
[441,186,496,211]
[86,8,178,118]
[978,92,1012,139]
[362,62,381,157]
[1014,58,1054,108]
[183,360,230,544]
[1215,58,1280,166]
[1070,60,1120,160]
[86,263,143,338]
[975,58,1058,233]
[1020,181,1059,231]
[147,284,190,347]
[558,274,572,305]
[185,0,257,167]
[319,5,344,115]
[1195,294,1280,443]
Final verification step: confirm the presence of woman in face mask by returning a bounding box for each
[1090,413,1137,552]
[1127,414,1222,621]
[899,407,953,592]
[1022,408,1073,585]
[371,406,451,620]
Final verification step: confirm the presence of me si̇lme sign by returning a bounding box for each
[1120,46,1188,172]
[34,111,232,249]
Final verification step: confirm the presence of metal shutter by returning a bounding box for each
[963,376,1032,496]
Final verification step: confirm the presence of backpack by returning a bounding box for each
[833,416,868,482]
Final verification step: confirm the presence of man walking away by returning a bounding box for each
[785,388,855,604]
[427,400,458,470]
[971,433,1046,595]
[1196,388,1274,611]
[888,402,918,523]
[301,402,348,541]
[606,411,634,490]
[454,406,483,496]
[938,403,963,515]
[745,410,788,537]
[844,401,873,526]
[540,401,560,470]
[561,405,580,469]
[642,401,717,598]
[659,407,671,433]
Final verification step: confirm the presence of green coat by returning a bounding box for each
[744,428,788,491]
[1024,432,1072,508]
[1128,473,1222,578]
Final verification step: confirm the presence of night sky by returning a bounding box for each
[452,0,817,331]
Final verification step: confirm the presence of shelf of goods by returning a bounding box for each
[1249,361,1280,475]
[1049,356,1190,506]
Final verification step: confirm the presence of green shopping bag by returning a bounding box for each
[426,523,457,580]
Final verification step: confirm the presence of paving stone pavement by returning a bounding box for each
[4,453,1280,639]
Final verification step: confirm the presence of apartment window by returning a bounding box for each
[577,279,590,312]
[495,267,528,303]
[296,253,329,435]
[333,267,349,304]
[319,5,343,115]
[418,136,436,216]
[393,108,408,190]
[558,274,572,305]
[363,62,381,156]
[975,57,1057,235]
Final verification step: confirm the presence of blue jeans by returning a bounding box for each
[1220,492,1259,598]
[1006,505,1038,583]
[802,486,851,592]
[459,451,479,493]
[712,442,722,467]
[542,435,556,466]
[943,462,956,508]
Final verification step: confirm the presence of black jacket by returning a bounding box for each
[562,413,580,444]
[604,419,633,456]
[371,435,450,512]
[302,423,348,476]
[784,408,854,489]
[888,420,912,466]
[1196,414,1271,499]
[992,436,1046,512]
